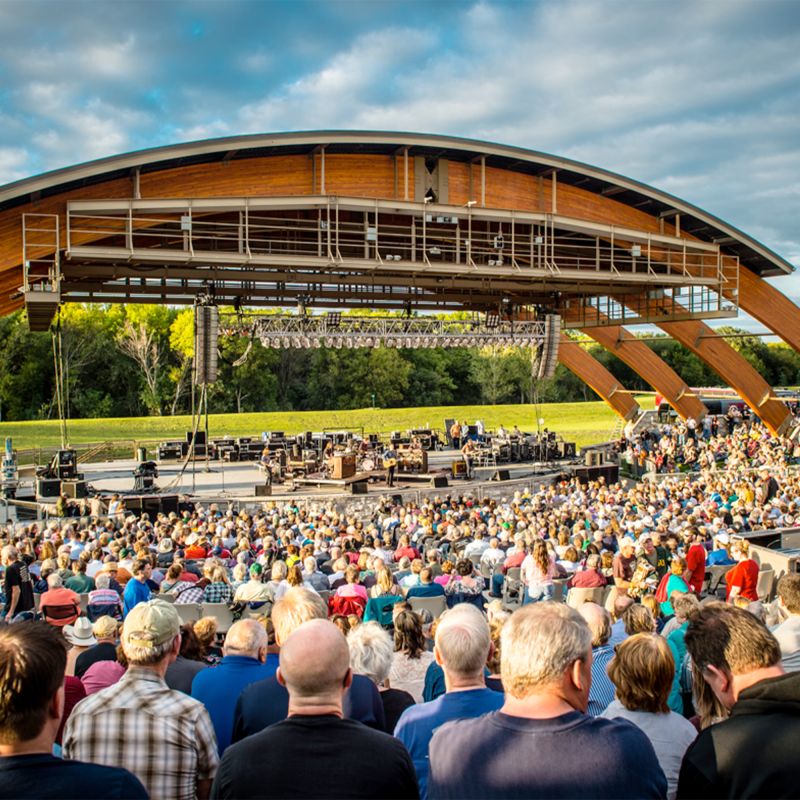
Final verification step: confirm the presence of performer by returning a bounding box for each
[461,439,476,479]
[382,445,398,488]
[449,420,462,450]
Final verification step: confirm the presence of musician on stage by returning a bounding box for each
[382,446,398,488]
[461,439,476,479]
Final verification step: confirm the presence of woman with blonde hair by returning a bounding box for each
[602,634,697,800]
[369,565,400,599]
[725,539,759,601]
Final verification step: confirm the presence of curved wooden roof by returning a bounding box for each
[0,130,792,278]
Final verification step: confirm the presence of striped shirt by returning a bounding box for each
[63,667,219,800]
[588,644,616,716]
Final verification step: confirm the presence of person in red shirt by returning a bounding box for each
[683,527,708,594]
[393,534,419,562]
[568,553,607,589]
[184,533,208,560]
[725,540,760,601]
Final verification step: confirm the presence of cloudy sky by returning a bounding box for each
[1,0,798,324]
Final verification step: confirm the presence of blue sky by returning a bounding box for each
[1,0,798,327]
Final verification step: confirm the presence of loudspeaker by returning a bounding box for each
[536,314,561,380]
[254,485,272,497]
[36,478,61,498]
[492,469,511,481]
[349,481,368,494]
[61,480,88,499]
[391,494,403,506]
[193,304,219,385]
[430,475,449,487]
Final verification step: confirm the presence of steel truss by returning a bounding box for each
[222,313,552,350]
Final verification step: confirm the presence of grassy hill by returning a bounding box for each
[0,396,653,452]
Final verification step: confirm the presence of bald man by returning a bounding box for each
[211,620,418,800]
[191,620,276,755]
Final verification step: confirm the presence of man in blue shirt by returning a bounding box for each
[122,560,152,617]
[191,619,278,754]
[577,602,616,716]
[406,568,446,600]
[428,603,666,800]
[395,604,504,800]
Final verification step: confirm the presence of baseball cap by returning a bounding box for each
[122,600,180,650]
[92,615,120,639]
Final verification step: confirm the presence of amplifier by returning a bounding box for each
[254,485,272,497]
[349,481,368,495]
[332,454,356,480]
[492,469,511,481]
[36,477,61,498]
[430,475,449,487]
[61,480,88,499]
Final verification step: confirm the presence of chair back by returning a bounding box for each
[756,568,775,601]
[408,595,447,619]
[200,603,236,633]
[364,594,401,626]
[174,603,203,626]
[42,602,80,627]
[566,586,607,608]
[86,603,122,622]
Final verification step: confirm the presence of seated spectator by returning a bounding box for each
[395,605,504,800]
[577,602,616,716]
[38,574,80,628]
[658,557,689,617]
[706,532,735,566]
[480,538,505,569]
[444,559,483,598]
[81,643,126,696]
[86,573,122,621]
[335,564,367,602]
[64,558,95,594]
[394,534,420,563]
[232,588,385,741]
[165,622,209,693]
[301,556,330,592]
[623,603,656,636]
[211,619,418,799]
[348,621,415,732]
[159,561,188,594]
[677,603,799,798]
[0,621,147,799]
[400,559,425,590]
[63,600,219,800]
[203,565,234,604]
[74,616,119,679]
[194,617,222,664]
[773,573,800,671]
[567,553,607,589]
[191,619,276,755]
[390,609,435,703]
[63,617,97,677]
[666,593,700,714]
[232,563,273,604]
[427,603,667,799]
[602,634,697,800]
[641,593,665,633]
[369,565,402,599]
[407,568,446,599]
[609,594,634,647]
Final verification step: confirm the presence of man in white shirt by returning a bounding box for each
[480,538,505,569]
[772,574,800,671]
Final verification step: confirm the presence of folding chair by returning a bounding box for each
[408,595,447,619]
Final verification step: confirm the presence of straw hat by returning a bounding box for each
[63,617,97,647]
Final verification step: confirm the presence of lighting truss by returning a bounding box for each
[221,314,554,350]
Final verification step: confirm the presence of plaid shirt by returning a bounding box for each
[202,582,233,604]
[63,667,219,800]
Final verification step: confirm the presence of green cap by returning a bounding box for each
[123,599,180,650]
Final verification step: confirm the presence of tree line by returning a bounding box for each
[0,304,797,421]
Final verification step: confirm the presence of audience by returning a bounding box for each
[211,619,419,799]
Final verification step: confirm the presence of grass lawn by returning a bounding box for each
[0,396,653,452]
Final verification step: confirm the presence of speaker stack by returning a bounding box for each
[193,304,219,385]
[536,314,561,380]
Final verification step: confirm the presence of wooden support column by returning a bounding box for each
[558,333,640,421]
[579,324,707,421]
[738,267,800,354]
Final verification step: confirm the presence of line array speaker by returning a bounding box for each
[194,304,219,385]
[536,314,561,380]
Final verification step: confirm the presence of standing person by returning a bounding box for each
[122,560,152,617]
[612,537,637,596]
[677,603,800,798]
[1,545,35,621]
[772,573,800,670]
[211,619,419,800]
[602,634,697,800]
[724,540,759,602]
[383,445,398,488]
[683,528,707,595]
[191,620,277,755]
[449,421,462,451]
[63,600,219,800]
[0,621,147,800]
[394,605,504,800]
[427,603,666,799]
[520,540,555,603]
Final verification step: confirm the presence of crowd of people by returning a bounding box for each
[0,414,800,799]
